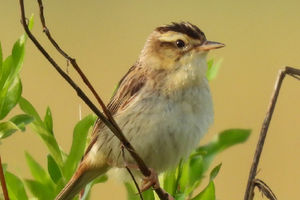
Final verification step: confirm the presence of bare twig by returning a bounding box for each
[36,0,115,124]
[19,1,171,199]
[36,0,127,160]
[0,156,9,200]
[253,179,277,200]
[121,146,144,200]
[244,66,300,200]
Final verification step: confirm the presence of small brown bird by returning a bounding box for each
[56,22,224,200]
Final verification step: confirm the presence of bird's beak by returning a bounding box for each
[198,40,225,51]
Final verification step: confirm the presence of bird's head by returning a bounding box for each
[139,22,224,71]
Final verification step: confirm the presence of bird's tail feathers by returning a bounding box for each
[55,162,109,200]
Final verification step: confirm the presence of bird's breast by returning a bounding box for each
[114,79,214,172]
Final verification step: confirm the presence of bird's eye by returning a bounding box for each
[176,39,185,48]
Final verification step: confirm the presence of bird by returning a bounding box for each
[55,22,224,200]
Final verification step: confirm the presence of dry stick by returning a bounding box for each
[121,146,144,200]
[253,179,277,200]
[0,156,9,200]
[19,1,170,199]
[36,0,124,155]
[244,66,300,200]
[36,0,113,121]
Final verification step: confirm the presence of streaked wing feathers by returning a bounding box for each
[83,64,146,157]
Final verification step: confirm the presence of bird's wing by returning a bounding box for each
[83,64,147,157]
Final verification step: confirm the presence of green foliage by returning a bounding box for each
[0,16,34,139]
[19,97,64,166]
[4,171,28,200]
[206,59,222,81]
[0,15,33,120]
[63,114,96,180]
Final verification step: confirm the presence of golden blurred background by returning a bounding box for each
[1,0,300,199]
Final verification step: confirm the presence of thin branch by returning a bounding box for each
[244,66,300,200]
[36,0,116,125]
[253,179,277,200]
[36,0,126,160]
[0,156,9,200]
[19,1,171,199]
[121,146,144,200]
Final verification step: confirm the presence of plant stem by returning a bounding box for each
[0,156,9,200]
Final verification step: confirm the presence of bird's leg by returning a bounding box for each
[140,168,159,191]
[140,169,174,200]
[121,145,174,200]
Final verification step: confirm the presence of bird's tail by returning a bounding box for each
[55,161,109,200]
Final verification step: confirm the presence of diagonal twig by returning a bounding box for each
[253,179,277,200]
[121,146,144,200]
[244,66,300,200]
[36,0,113,121]
[19,1,171,199]
[0,156,9,200]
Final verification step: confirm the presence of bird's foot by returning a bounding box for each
[141,170,174,200]
[141,168,160,192]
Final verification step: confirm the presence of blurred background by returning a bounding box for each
[1,0,300,199]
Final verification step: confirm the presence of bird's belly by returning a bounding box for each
[110,85,214,173]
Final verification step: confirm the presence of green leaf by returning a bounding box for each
[2,163,7,172]
[0,121,20,139]
[0,55,23,120]
[209,163,222,181]
[142,189,155,200]
[93,174,108,184]
[10,15,33,81]
[0,77,22,120]
[124,183,142,200]
[179,129,250,196]
[25,179,55,200]
[44,107,53,134]
[163,169,177,195]
[63,114,96,179]
[0,55,12,91]
[196,129,251,173]
[174,193,186,200]
[4,171,28,200]
[47,154,62,184]
[197,129,251,155]
[20,97,63,166]
[10,114,34,131]
[19,97,43,124]
[206,59,222,81]
[178,159,190,193]
[191,181,215,200]
[25,152,49,183]
[25,152,56,194]
[11,35,26,78]
[0,17,34,120]
[32,126,63,166]
[188,155,204,187]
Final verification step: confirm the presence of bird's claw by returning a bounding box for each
[140,168,160,192]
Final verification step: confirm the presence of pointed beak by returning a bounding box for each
[198,40,225,51]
